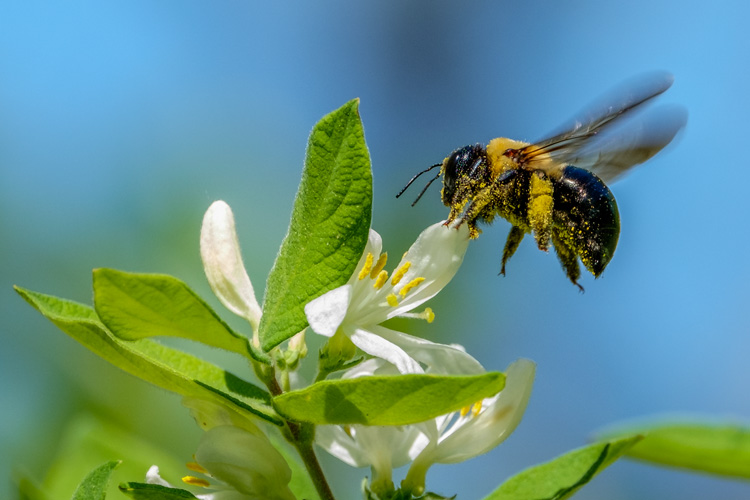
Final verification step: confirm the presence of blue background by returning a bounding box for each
[2,2,749,499]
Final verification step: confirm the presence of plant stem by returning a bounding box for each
[261,364,336,500]
[289,423,336,500]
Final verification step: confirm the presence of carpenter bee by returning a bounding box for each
[397,72,686,290]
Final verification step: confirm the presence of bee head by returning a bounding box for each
[440,144,487,206]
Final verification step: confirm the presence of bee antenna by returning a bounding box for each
[396,163,442,199]
[410,170,442,206]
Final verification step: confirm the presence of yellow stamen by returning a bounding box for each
[373,270,389,289]
[370,252,388,279]
[386,293,399,307]
[358,252,374,280]
[183,476,211,488]
[471,400,483,417]
[186,461,207,474]
[459,400,484,418]
[399,277,425,297]
[423,307,435,323]
[390,261,411,286]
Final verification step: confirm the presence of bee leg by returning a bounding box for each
[459,198,492,239]
[551,230,584,292]
[500,225,525,275]
[528,171,554,252]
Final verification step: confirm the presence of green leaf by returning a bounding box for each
[92,269,265,362]
[15,286,281,425]
[71,461,120,500]
[39,414,186,500]
[119,483,198,500]
[259,99,372,351]
[273,372,505,426]
[485,435,642,500]
[597,418,750,478]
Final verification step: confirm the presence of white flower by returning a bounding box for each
[315,358,429,495]
[315,345,524,497]
[304,221,470,374]
[402,358,536,495]
[146,399,295,500]
[201,200,262,342]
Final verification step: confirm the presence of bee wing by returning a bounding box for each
[521,71,685,182]
[557,103,687,183]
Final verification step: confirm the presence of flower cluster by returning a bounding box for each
[147,200,535,499]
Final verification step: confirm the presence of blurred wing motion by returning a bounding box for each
[514,71,687,183]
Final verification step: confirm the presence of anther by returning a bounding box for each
[386,293,399,307]
[183,476,211,488]
[373,270,389,289]
[391,261,411,286]
[186,462,207,474]
[370,252,388,279]
[399,277,425,297]
[358,253,374,280]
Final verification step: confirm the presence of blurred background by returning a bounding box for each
[2,1,749,499]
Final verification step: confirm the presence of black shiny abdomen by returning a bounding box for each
[552,166,620,276]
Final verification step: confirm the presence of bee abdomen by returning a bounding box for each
[552,166,620,277]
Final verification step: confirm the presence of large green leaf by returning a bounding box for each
[71,461,120,500]
[597,418,750,478]
[92,269,264,362]
[15,286,281,425]
[259,99,372,351]
[273,372,505,426]
[485,436,642,500]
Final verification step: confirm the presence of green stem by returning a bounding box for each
[261,364,336,500]
[289,423,336,500]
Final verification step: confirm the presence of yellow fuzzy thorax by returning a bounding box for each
[485,137,529,175]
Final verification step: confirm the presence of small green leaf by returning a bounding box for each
[15,286,281,425]
[273,372,505,426]
[119,483,198,500]
[71,461,120,500]
[597,418,750,478]
[259,99,372,351]
[93,269,265,362]
[485,435,642,500]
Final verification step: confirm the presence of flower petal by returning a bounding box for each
[432,358,536,463]
[349,326,423,374]
[347,229,383,286]
[200,201,262,330]
[196,425,295,500]
[374,327,485,375]
[145,465,172,487]
[305,285,352,337]
[387,222,470,318]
